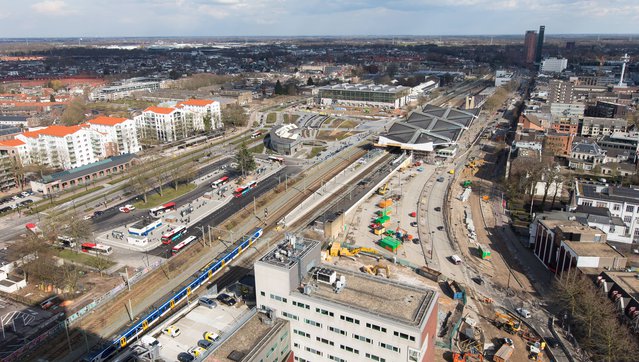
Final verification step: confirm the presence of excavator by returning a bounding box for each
[362,263,390,278]
[452,352,483,362]
[329,242,380,257]
[377,183,389,195]
[493,312,522,334]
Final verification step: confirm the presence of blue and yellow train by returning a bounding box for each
[85,227,264,362]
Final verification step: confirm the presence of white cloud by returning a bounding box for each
[30,0,76,15]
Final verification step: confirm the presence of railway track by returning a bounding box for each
[32,145,370,361]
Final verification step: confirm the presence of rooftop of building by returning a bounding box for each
[563,240,624,258]
[602,271,639,299]
[0,138,25,147]
[582,117,628,126]
[577,181,639,204]
[270,123,300,142]
[207,312,288,362]
[39,153,136,184]
[379,105,479,147]
[258,235,319,270]
[296,263,436,327]
[319,83,409,94]
[143,106,176,114]
[176,99,217,107]
[87,116,129,126]
[21,124,86,138]
[572,141,604,155]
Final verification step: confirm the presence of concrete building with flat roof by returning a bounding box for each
[597,271,639,333]
[255,234,438,362]
[267,124,302,155]
[318,83,410,109]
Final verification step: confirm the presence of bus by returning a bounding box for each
[81,243,113,255]
[250,131,262,139]
[268,156,284,163]
[233,181,258,198]
[161,225,187,244]
[211,176,230,189]
[172,236,197,255]
[149,202,176,218]
[56,235,76,249]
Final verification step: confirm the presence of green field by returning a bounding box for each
[55,249,116,270]
[133,183,197,209]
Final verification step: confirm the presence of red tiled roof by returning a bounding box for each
[21,125,85,138]
[176,99,215,107]
[144,106,176,114]
[0,139,25,147]
[88,116,128,126]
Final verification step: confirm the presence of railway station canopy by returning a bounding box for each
[376,105,479,152]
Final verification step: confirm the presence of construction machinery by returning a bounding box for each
[452,353,484,362]
[362,263,390,278]
[377,183,389,195]
[329,242,380,257]
[493,312,522,334]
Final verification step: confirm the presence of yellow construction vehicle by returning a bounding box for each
[362,263,390,278]
[329,242,380,257]
[377,183,389,195]
[494,312,522,334]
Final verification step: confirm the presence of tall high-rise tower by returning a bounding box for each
[535,25,545,63]
[618,53,630,87]
[524,30,537,64]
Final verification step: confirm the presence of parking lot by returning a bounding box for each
[0,191,40,214]
[154,297,249,361]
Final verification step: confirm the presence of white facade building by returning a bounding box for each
[135,106,194,143]
[87,116,141,156]
[495,70,514,87]
[16,125,99,170]
[541,57,568,73]
[255,235,438,362]
[176,99,222,130]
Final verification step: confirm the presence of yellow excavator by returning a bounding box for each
[377,183,389,195]
[329,242,380,257]
[362,263,391,278]
[493,312,522,334]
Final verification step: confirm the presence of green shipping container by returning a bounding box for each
[479,245,491,259]
[380,236,401,252]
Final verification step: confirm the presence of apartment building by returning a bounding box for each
[548,80,573,104]
[579,117,628,137]
[87,116,141,156]
[571,181,639,243]
[255,235,438,362]
[135,106,194,143]
[15,125,98,170]
[175,99,222,130]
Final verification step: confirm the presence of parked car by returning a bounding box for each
[412,238,420,244]
[502,337,514,346]
[516,307,531,318]
[434,207,441,212]
[177,352,195,362]
[93,210,104,217]
[198,339,213,349]
[199,297,217,309]
[119,204,135,213]
[437,225,444,231]
[545,337,559,348]
[20,191,30,197]
[216,293,237,306]
[472,276,484,285]
[204,331,220,342]
[0,206,11,213]
[436,176,445,182]
[188,346,206,357]
[162,325,181,337]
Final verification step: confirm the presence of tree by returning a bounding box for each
[60,98,88,125]
[592,164,602,175]
[49,94,56,103]
[274,80,284,95]
[307,77,314,86]
[168,69,181,80]
[286,83,297,96]
[550,173,565,209]
[235,143,256,177]
[221,104,248,127]
[46,79,64,92]
[540,162,561,210]
[203,113,212,132]
[386,63,399,78]
[127,166,153,204]
[173,161,197,190]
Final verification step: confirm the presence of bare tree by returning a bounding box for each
[128,166,153,204]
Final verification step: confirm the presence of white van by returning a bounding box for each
[141,335,162,348]
[450,255,462,265]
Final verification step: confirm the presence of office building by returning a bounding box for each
[549,102,585,117]
[579,117,628,137]
[89,77,164,101]
[87,116,141,157]
[548,80,573,104]
[541,57,568,73]
[255,235,438,362]
[524,30,537,64]
[495,70,514,87]
[318,84,410,109]
[535,25,545,63]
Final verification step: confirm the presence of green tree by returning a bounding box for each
[203,113,212,132]
[49,94,56,103]
[222,104,248,127]
[60,98,88,125]
[274,80,284,95]
[386,63,399,78]
[235,143,256,177]
[307,77,314,86]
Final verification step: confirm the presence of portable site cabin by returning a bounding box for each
[479,244,491,260]
[379,236,401,252]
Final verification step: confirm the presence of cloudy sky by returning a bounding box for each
[1,0,638,37]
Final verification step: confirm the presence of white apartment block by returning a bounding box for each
[572,181,639,244]
[87,116,141,156]
[541,57,568,73]
[176,99,222,130]
[255,235,438,362]
[16,125,99,170]
[135,106,194,143]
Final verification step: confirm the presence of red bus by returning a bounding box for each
[149,202,176,218]
[172,236,197,255]
[161,225,187,244]
[251,131,262,139]
[81,243,113,255]
[233,181,258,198]
[211,176,230,189]
[268,156,284,163]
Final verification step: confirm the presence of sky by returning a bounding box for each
[1,0,638,37]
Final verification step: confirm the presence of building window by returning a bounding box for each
[328,355,346,362]
[352,334,372,344]
[260,291,265,296]
[626,205,634,213]
[294,329,310,338]
[316,307,334,317]
[294,357,309,362]
[293,300,310,309]
[280,330,289,341]
[366,353,386,362]
[366,323,387,333]
[270,294,287,303]
[339,345,359,354]
[329,326,347,336]
[624,216,632,223]
[305,346,322,356]
[282,311,298,321]
[379,342,400,353]
[340,315,360,324]
[393,331,416,341]
[316,336,335,346]
[613,204,621,211]
[596,202,606,208]
[304,318,322,328]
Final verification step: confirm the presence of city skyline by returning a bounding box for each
[1,0,638,38]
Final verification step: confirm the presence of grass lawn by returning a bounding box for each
[133,183,197,209]
[336,119,358,129]
[249,143,265,154]
[316,130,358,141]
[27,185,104,214]
[307,146,326,159]
[56,249,116,269]
[266,113,277,124]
